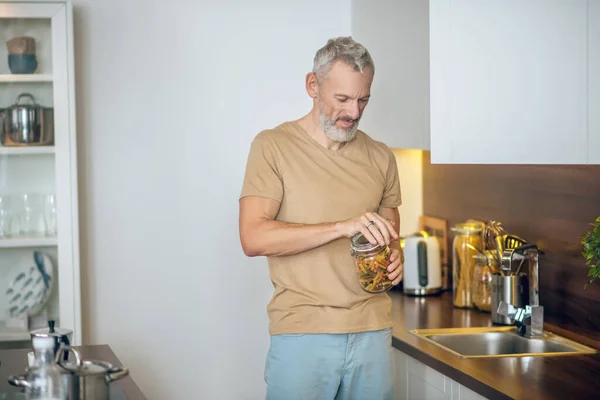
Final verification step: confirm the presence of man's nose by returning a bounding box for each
[347,101,360,120]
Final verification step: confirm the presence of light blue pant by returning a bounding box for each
[264,328,393,400]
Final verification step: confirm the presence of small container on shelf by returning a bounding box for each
[351,232,393,293]
[6,36,38,74]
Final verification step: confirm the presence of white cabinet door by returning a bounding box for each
[351,0,430,150]
[451,382,489,400]
[394,348,489,400]
[405,352,452,400]
[589,0,600,164]
[393,348,452,400]
[393,348,407,400]
[430,0,588,164]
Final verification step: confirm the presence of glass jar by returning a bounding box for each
[451,222,484,308]
[472,251,498,312]
[350,232,393,293]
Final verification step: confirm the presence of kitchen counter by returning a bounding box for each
[390,290,600,400]
[0,344,146,399]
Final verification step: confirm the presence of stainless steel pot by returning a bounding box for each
[9,369,79,400]
[2,93,54,146]
[8,345,129,400]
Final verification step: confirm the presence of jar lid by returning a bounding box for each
[350,232,381,252]
[451,222,483,234]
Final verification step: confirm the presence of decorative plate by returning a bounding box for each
[5,250,54,319]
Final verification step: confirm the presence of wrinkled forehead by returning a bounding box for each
[319,61,374,94]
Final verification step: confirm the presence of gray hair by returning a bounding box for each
[312,36,374,81]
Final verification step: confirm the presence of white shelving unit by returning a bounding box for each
[0,147,55,155]
[0,1,81,346]
[0,73,52,83]
[0,237,58,249]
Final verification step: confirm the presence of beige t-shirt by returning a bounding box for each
[240,121,402,335]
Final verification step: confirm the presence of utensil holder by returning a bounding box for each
[491,274,529,325]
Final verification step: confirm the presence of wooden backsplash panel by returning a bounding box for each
[422,152,600,340]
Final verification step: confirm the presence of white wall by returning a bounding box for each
[391,149,423,237]
[73,1,350,399]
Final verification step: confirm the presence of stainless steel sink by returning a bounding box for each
[410,326,598,359]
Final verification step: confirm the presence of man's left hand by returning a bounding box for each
[387,248,403,285]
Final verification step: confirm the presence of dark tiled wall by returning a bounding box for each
[422,152,600,340]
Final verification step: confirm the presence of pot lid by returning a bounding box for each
[60,360,114,376]
[30,320,72,339]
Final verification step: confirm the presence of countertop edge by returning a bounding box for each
[391,335,513,400]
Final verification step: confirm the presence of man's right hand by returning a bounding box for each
[338,212,398,247]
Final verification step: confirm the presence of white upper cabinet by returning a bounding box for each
[430,0,592,164]
[351,0,430,150]
[589,0,600,164]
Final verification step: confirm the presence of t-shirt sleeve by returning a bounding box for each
[239,132,284,203]
[380,148,402,209]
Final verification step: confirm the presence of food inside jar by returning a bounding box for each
[356,247,392,293]
[453,233,483,308]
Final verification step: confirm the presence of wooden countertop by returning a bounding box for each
[390,290,600,400]
[0,344,146,399]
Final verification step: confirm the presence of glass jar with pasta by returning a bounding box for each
[472,250,498,312]
[350,232,393,293]
[451,222,484,308]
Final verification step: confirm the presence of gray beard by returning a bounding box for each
[318,104,359,143]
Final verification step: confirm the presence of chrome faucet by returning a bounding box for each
[497,302,544,338]
[496,245,544,338]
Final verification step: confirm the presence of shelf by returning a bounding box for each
[0,237,57,248]
[0,74,53,83]
[0,328,30,343]
[0,146,55,155]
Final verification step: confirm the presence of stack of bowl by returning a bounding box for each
[6,36,38,74]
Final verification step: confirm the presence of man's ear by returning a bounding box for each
[306,72,319,99]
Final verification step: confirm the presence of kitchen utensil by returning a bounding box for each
[11,345,129,400]
[57,345,129,400]
[402,231,443,296]
[491,274,529,325]
[30,320,73,362]
[8,375,129,400]
[483,220,506,251]
[504,234,527,249]
[5,251,54,319]
[9,372,78,400]
[6,37,36,54]
[500,248,516,276]
[8,54,38,74]
[1,93,54,146]
[8,342,80,399]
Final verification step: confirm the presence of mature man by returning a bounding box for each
[239,36,403,400]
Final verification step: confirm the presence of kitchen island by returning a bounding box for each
[0,344,146,399]
[390,290,600,400]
